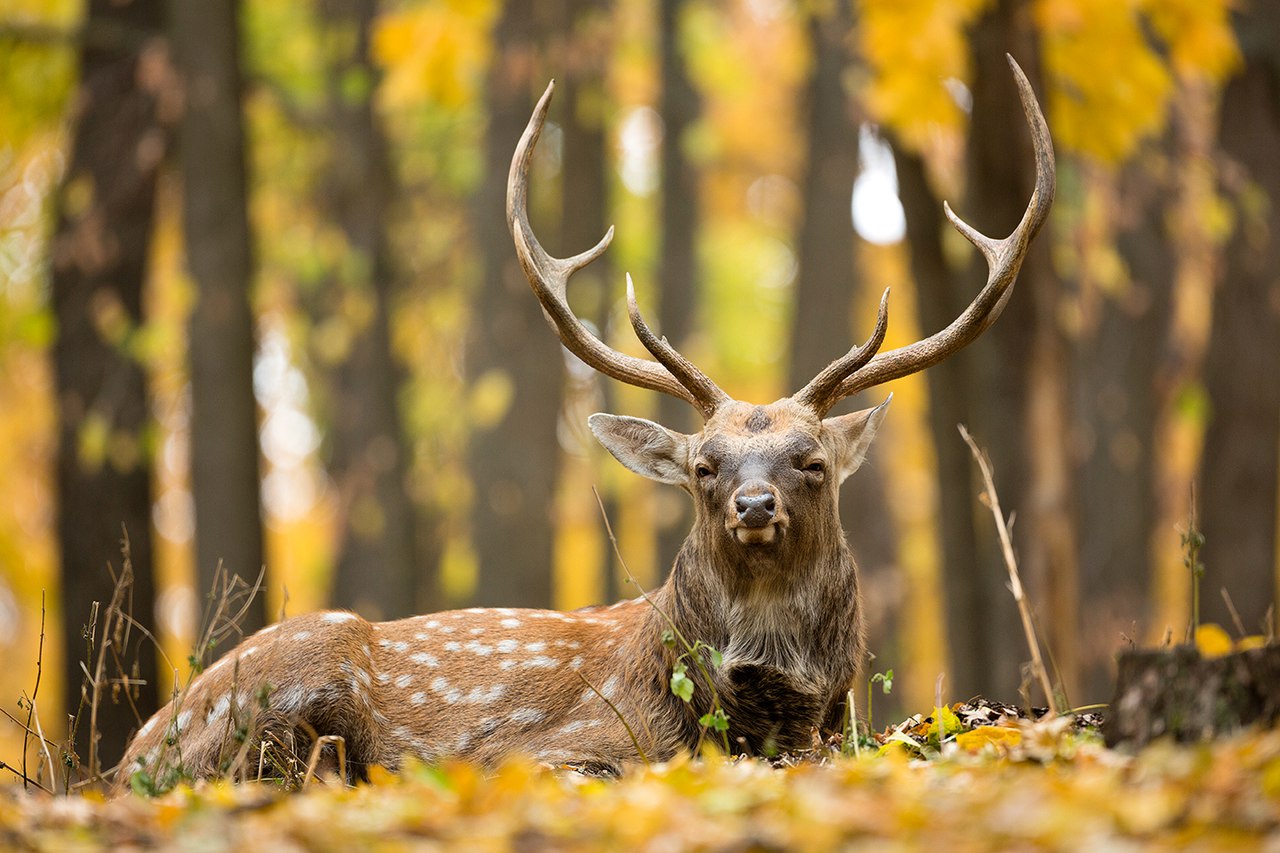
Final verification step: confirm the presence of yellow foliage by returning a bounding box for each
[1194,623,1233,658]
[373,0,498,110]
[956,724,1023,753]
[1035,0,1172,163]
[1143,0,1239,84]
[857,0,992,152]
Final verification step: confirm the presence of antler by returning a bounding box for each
[793,55,1055,417]
[508,81,728,419]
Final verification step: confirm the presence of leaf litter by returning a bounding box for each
[2,704,1278,850]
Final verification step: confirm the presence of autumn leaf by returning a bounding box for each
[1195,623,1234,659]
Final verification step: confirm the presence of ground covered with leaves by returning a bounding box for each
[4,713,1280,851]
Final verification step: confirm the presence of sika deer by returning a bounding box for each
[116,56,1053,789]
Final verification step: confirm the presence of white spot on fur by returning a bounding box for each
[204,696,230,722]
[469,627,486,635]
[411,692,427,705]
[238,646,258,659]
[500,660,516,670]
[376,672,391,684]
[601,676,619,698]
[496,639,519,653]
[439,626,456,634]
[272,683,307,713]
[322,612,357,623]
[500,618,521,628]
[455,731,472,752]
[175,710,191,732]
[509,707,545,724]
[559,720,586,734]
[443,641,462,652]
[410,652,439,668]
[464,640,494,656]
[522,656,559,669]
[138,716,157,738]
[395,674,413,689]
[393,641,409,653]
[463,684,507,705]
[524,641,547,653]
[570,656,584,669]
[424,620,441,629]
[378,639,392,648]
[292,631,313,641]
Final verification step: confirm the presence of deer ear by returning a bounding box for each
[823,394,891,483]
[588,414,690,485]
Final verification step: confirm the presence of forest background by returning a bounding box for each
[0,0,1275,774]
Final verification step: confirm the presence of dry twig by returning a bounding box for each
[959,425,1059,716]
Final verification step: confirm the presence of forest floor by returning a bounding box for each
[2,703,1278,850]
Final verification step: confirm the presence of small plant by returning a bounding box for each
[1181,497,1206,638]
[663,632,730,743]
[868,669,893,735]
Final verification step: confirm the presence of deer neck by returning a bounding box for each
[658,524,860,683]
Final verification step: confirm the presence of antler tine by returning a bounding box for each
[792,288,890,416]
[508,81,705,410]
[625,274,729,418]
[821,55,1056,402]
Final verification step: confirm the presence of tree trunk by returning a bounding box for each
[892,146,988,698]
[1199,5,1280,634]
[466,1,561,608]
[557,0,619,601]
[655,0,702,572]
[50,0,164,771]
[314,0,421,620]
[1075,160,1171,702]
[787,4,900,661]
[173,0,266,640]
[960,3,1074,702]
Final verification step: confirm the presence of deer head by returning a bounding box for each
[509,55,1054,585]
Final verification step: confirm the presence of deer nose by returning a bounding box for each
[735,491,776,528]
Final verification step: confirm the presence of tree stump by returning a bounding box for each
[1105,644,1280,748]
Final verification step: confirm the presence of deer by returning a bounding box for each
[115,56,1053,791]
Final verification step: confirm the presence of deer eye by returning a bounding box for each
[695,463,716,480]
[802,460,825,475]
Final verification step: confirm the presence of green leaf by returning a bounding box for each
[699,709,730,732]
[670,669,694,702]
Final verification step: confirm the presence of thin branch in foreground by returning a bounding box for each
[575,670,650,767]
[958,424,1059,716]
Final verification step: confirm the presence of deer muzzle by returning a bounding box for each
[728,481,786,545]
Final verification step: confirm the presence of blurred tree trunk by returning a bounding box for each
[655,0,701,572]
[958,2,1077,701]
[466,0,561,607]
[174,0,266,640]
[1075,159,1171,701]
[50,0,164,770]
[314,0,421,620]
[787,4,901,661]
[557,0,619,601]
[892,146,987,697]
[1200,5,1280,633]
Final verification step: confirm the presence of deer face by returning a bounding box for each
[589,397,889,555]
